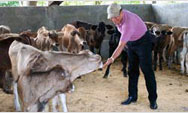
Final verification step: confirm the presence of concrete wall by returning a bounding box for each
[0,3,187,58]
[0,7,49,33]
[152,3,188,27]
[0,4,155,33]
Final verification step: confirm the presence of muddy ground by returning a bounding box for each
[0,59,188,112]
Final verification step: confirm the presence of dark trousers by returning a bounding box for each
[127,31,157,103]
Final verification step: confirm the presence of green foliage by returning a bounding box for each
[37,1,47,6]
[114,1,141,4]
[0,1,19,7]
[63,1,90,6]
[63,1,70,6]
[95,1,102,5]
[129,1,141,4]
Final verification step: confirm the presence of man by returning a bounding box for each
[103,3,158,109]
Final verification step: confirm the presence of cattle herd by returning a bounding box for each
[145,22,188,74]
[0,20,188,112]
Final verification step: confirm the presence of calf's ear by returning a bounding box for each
[167,31,173,35]
[161,30,166,35]
[91,25,97,30]
[155,31,161,35]
[105,24,114,29]
[71,30,80,36]
[107,30,115,35]
[57,32,64,38]
[48,31,58,39]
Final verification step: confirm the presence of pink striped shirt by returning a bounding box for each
[117,9,147,43]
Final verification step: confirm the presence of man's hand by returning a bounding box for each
[102,57,114,69]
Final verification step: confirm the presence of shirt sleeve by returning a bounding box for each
[120,19,135,43]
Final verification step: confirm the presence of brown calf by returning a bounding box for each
[58,24,86,53]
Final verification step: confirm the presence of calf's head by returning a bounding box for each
[37,26,59,49]
[0,25,11,35]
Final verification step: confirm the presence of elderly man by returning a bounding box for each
[103,3,158,109]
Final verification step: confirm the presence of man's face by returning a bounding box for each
[110,12,123,25]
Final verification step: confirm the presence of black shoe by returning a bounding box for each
[121,96,137,105]
[150,101,158,110]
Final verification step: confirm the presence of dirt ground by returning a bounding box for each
[0,59,188,112]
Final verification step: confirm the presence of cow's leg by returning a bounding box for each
[103,46,115,78]
[103,64,111,78]
[3,70,13,94]
[38,101,48,112]
[98,46,101,55]
[185,33,188,75]
[176,49,180,64]
[159,52,163,70]
[97,47,103,60]
[13,82,21,111]
[168,46,175,69]
[59,84,75,112]
[0,70,5,90]
[69,84,75,93]
[52,83,75,113]
[185,53,188,75]
[42,103,49,112]
[180,48,186,75]
[168,55,173,69]
[121,50,128,77]
[52,95,59,112]
[59,94,68,112]
[89,46,95,54]
[165,45,170,65]
[162,47,167,62]
[173,51,176,64]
